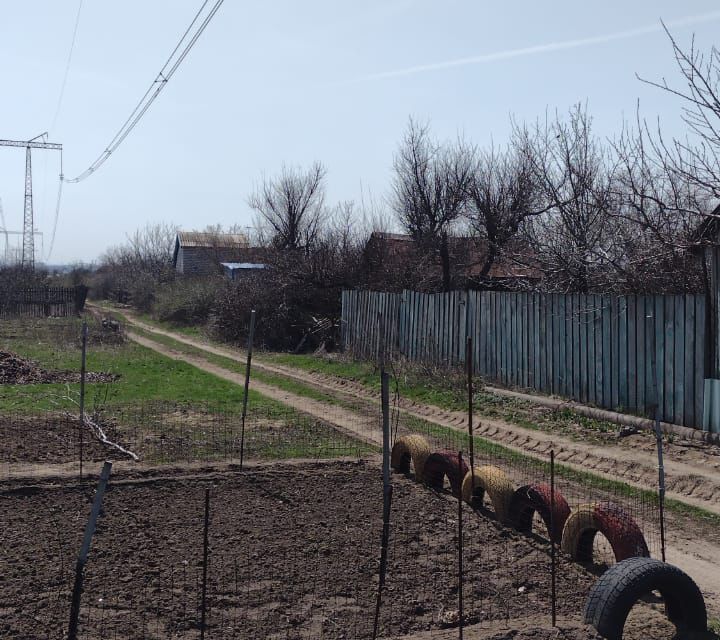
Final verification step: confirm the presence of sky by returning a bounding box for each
[1,0,720,264]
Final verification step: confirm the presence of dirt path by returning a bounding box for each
[111,319,720,613]
[128,331,384,449]
[108,308,720,516]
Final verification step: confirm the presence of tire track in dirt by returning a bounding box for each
[109,308,720,516]
[120,324,720,614]
[127,331,385,451]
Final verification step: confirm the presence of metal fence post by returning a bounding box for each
[654,423,667,562]
[200,488,210,639]
[373,371,393,639]
[466,336,475,484]
[458,450,464,640]
[648,309,667,561]
[67,461,112,640]
[550,449,557,627]
[239,309,256,470]
[79,321,87,481]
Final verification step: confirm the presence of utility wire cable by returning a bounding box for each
[46,174,64,261]
[50,0,84,133]
[46,149,64,261]
[65,0,223,184]
[45,0,83,260]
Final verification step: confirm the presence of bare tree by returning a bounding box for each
[391,118,473,290]
[464,139,550,280]
[519,105,621,293]
[638,25,720,203]
[97,222,178,308]
[249,162,327,252]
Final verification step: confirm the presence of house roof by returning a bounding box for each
[176,231,249,248]
[221,262,266,270]
[370,232,412,242]
[366,231,541,280]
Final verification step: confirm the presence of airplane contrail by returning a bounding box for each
[362,10,720,81]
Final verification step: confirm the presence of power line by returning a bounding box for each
[44,1,83,261]
[64,0,224,184]
[50,0,84,133]
[46,174,64,261]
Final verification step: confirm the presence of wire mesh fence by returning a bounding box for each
[2,415,666,638]
[0,315,670,638]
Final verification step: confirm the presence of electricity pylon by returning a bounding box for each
[0,133,62,268]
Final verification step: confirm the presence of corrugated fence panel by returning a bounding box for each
[341,289,709,428]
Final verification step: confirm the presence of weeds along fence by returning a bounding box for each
[342,289,708,429]
[0,285,88,317]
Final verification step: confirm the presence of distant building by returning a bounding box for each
[172,232,249,276]
[363,231,540,288]
[221,262,266,280]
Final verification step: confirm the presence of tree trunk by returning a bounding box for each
[440,232,451,292]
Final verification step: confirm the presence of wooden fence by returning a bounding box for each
[0,286,88,318]
[342,289,708,429]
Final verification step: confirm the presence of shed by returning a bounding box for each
[173,232,249,276]
[221,262,266,280]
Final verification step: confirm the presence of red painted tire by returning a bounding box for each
[562,501,650,563]
[423,449,469,498]
[508,483,571,543]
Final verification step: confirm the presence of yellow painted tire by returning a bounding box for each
[390,435,431,482]
[460,465,515,523]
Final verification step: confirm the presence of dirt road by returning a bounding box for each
[108,313,720,614]
[111,309,720,516]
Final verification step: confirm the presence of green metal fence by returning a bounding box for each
[341,289,707,429]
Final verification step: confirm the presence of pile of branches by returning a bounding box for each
[0,349,117,385]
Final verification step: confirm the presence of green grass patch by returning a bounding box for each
[1,318,375,462]
[126,324,371,413]
[0,318,262,412]
[135,311,205,338]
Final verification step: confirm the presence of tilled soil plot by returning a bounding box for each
[0,461,686,639]
[0,414,127,464]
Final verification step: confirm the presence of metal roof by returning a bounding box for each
[221,262,266,270]
[176,231,249,248]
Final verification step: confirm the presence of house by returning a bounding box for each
[172,232,249,276]
[363,231,540,288]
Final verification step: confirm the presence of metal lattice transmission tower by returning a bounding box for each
[0,133,62,269]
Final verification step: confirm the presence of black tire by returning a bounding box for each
[584,557,707,640]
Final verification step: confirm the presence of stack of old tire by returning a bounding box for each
[390,434,709,639]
